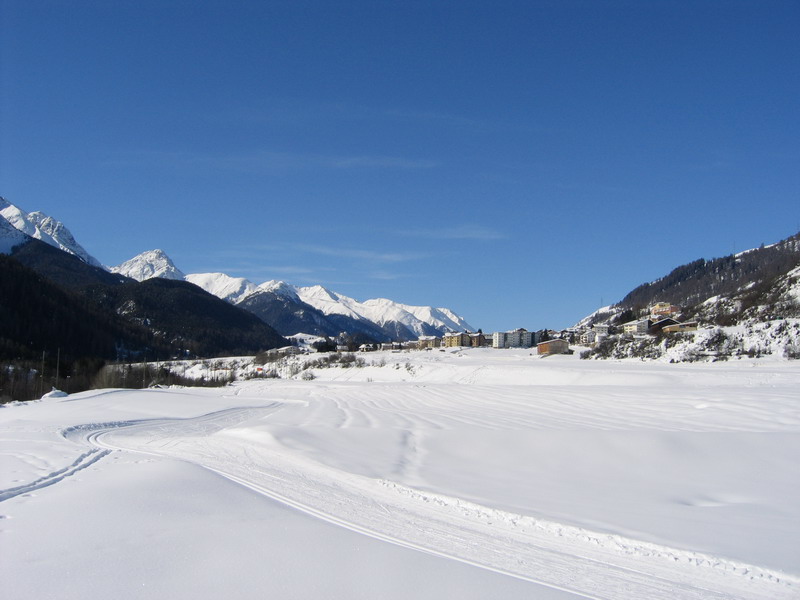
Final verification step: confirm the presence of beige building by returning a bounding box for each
[417,336,441,349]
[442,332,471,347]
[469,332,487,347]
[623,319,651,335]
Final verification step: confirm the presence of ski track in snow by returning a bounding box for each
[52,399,798,600]
[0,448,110,502]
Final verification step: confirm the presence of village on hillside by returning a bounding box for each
[399,302,697,356]
[266,301,701,358]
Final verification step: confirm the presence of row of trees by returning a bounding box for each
[0,355,104,403]
[92,362,234,390]
[1,356,230,403]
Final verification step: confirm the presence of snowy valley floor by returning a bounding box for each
[2,349,799,599]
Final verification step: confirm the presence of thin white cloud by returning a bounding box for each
[106,149,438,172]
[369,270,408,281]
[295,244,428,263]
[329,155,439,169]
[401,224,506,241]
[245,265,318,276]
[554,181,630,194]
[222,101,494,133]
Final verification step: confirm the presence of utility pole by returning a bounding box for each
[40,351,45,397]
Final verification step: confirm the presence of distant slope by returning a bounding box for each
[185,272,259,304]
[577,231,800,329]
[618,233,800,313]
[689,263,800,326]
[124,253,476,341]
[293,284,475,340]
[0,254,153,362]
[87,278,288,357]
[0,214,32,254]
[25,211,476,341]
[187,273,475,341]
[11,238,129,290]
[238,289,350,338]
[8,240,287,358]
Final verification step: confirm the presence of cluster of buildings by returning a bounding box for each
[571,302,698,347]
[359,328,573,356]
[343,302,699,356]
[620,302,698,338]
[410,328,541,350]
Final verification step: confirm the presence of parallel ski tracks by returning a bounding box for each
[58,406,799,600]
[0,447,110,503]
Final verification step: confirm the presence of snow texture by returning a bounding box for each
[2,350,798,600]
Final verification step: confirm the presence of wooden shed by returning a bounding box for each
[537,339,570,356]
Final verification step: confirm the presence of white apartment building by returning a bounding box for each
[492,328,535,348]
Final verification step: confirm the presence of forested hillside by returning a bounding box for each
[1,240,287,401]
[618,232,800,312]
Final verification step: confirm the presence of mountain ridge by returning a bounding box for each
[0,198,474,341]
[116,253,475,341]
[1,207,289,371]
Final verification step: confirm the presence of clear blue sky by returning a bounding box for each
[2,1,798,331]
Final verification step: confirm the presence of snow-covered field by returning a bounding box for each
[2,349,798,599]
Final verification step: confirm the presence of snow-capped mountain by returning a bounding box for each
[293,285,475,337]
[110,249,185,281]
[258,279,301,302]
[186,272,474,340]
[184,272,260,304]
[0,197,102,267]
[4,199,475,342]
[109,248,474,340]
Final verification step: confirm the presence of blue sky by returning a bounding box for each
[2,1,798,331]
